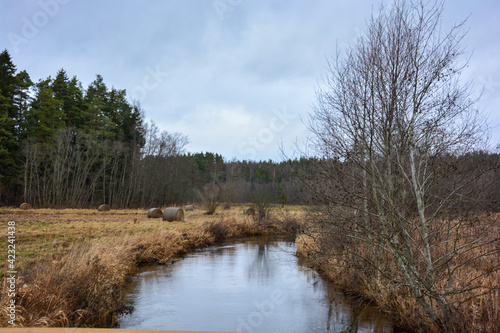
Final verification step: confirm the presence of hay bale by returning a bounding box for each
[147,208,163,218]
[163,207,184,222]
[98,204,110,212]
[19,203,32,210]
[223,202,231,210]
[185,204,194,211]
[243,207,255,216]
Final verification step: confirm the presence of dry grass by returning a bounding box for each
[296,216,500,333]
[0,205,304,328]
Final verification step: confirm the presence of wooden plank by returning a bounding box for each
[0,329,236,333]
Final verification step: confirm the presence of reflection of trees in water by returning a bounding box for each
[294,259,391,333]
[246,238,293,283]
[247,240,272,283]
[324,289,391,333]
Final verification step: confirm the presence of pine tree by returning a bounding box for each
[0,91,16,180]
[0,50,17,115]
[0,50,20,186]
[28,78,65,143]
[13,70,33,140]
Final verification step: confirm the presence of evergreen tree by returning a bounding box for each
[0,50,17,115]
[0,50,22,187]
[84,75,114,137]
[0,92,16,180]
[28,79,65,143]
[11,71,32,140]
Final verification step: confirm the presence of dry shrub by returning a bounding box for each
[296,234,321,258]
[296,222,500,333]
[266,210,300,234]
[133,229,188,263]
[184,228,216,249]
[6,239,136,327]
[203,217,254,242]
[450,273,500,332]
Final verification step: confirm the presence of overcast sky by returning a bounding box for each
[1,0,499,161]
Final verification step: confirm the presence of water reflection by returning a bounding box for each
[118,237,393,333]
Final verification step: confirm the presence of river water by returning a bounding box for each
[118,237,393,332]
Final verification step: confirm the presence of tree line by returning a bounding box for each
[0,49,311,208]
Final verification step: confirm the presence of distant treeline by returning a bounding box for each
[2,49,499,210]
[0,49,311,208]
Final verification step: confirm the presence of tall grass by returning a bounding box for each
[4,239,136,327]
[296,221,500,333]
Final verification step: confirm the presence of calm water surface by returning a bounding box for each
[118,237,393,333]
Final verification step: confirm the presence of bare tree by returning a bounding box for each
[250,183,274,221]
[307,1,499,331]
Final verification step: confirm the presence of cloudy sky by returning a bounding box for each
[1,0,499,161]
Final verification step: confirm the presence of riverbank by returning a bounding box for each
[295,226,500,333]
[0,206,301,327]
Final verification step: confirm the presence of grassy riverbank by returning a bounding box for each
[295,221,500,333]
[0,205,301,327]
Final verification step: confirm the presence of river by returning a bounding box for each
[118,237,393,332]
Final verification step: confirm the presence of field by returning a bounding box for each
[0,205,302,327]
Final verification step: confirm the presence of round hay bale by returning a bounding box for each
[163,207,184,222]
[185,204,194,211]
[147,208,163,218]
[223,202,231,210]
[19,203,32,210]
[243,207,255,216]
[98,204,110,212]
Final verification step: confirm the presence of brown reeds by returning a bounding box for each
[296,216,500,333]
[6,239,136,327]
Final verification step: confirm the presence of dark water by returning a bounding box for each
[118,237,393,333]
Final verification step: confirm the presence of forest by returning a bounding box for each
[1,48,499,213]
[0,49,312,209]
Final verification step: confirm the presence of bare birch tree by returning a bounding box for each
[307,0,499,331]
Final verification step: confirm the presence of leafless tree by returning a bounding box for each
[250,183,275,221]
[307,1,499,331]
[197,174,222,215]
